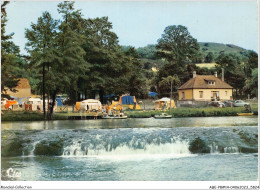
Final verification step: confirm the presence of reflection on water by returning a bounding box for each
[1,116,258,130]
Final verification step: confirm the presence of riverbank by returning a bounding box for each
[126,106,258,118]
[1,106,258,121]
[1,111,68,121]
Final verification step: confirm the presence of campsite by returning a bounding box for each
[1,1,258,187]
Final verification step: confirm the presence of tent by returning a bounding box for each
[79,99,102,111]
[5,100,18,109]
[28,98,42,105]
[148,92,158,98]
[119,95,136,105]
[154,97,176,110]
[56,97,63,106]
[118,95,141,110]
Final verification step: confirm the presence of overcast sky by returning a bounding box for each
[5,1,258,55]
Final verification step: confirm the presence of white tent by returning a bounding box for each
[80,99,102,111]
[155,97,171,102]
[154,97,176,110]
[28,98,42,105]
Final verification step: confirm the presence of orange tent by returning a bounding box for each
[5,100,18,109]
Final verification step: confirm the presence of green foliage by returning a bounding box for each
[156,25,200,64]
[125,106,257,118]
[215,54,246,98]
[136,44,156,59]
[198,42,251,63]
[159,75,180,96]
[244,68,258,98]
[154,25,200,96]
[57,2,90,102]
[25,11,60,118]
[1,2,23,93]
[205,52,214,63]
[1,111,68,121]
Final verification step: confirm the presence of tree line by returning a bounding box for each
[1,1,258,119]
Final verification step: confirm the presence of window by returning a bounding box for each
[181,92,185,100]
[208,81,215,85]
[199,91,203,98]
[225,91,227,96]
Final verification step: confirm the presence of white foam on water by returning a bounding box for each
[61,139,193,160]
[21,141,40,157]
[224,147,240,153]
[209,142,219,153]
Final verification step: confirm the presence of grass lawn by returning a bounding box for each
[1,104,257,121]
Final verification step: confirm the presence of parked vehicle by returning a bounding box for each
[233,100,250,107]
[208,101,225,108]
[224,100,235,107]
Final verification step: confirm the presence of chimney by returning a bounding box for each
[193,71,196,78]
[221,68,224,81]
[214,71,217,78]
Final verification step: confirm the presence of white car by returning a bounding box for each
[233,100,250,107]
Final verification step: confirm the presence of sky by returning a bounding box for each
[5,1,259,55]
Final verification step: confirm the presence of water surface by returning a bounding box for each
[1,116,258,181]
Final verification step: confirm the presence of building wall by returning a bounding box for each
[178,89,193,100]
[193,89,232,101]
[178,88,232,101]
[5,88,31,98]
[179,89,232,101]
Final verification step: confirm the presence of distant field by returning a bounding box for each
[196,63,217,69]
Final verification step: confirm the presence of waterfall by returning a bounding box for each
[61,138,191,158]
[28,141,40,156]
[224,147,239,153]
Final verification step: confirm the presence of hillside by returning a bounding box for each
[198,42,250,62]
[120,42,253,71]
[122,42,251,63]
[198,42,247,54]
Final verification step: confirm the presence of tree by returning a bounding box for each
[155,25,200,93]
[246,51,258,70]
[124,47,148,98]
[156,25,200,64]
[1,1,21,95]
[216,54,245,99]
[159,75,180,99]
[244,68,258,98]
[205,52,214,63]
[57,1,90,104]
[243,51,258,97]
[25,11,58,119]
[82,16,136,101]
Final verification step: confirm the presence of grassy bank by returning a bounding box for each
[1,111,68,122]
[1,105,258,121]
[126,106,258,118]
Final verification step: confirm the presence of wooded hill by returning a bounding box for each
[122,42,252,67]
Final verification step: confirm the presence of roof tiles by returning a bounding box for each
[178,75,233,89]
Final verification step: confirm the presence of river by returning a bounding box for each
[1,116,258,181]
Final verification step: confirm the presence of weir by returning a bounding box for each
[16,135,247,157]
[1,121,258,157]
